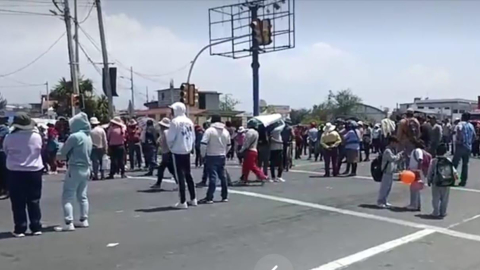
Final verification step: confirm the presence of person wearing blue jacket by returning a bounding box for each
[56,112,93,232]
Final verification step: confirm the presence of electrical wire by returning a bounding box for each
[78,1,95,24]
[0,8,59,16]
[0,32,66,78]
[77,41,102,76]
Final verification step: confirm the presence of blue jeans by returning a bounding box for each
[452,145,470,184]
[144,144,157,174]
[206,156,227,201]
[91,147,104,179]
[63,166,89,223]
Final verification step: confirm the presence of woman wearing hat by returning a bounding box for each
[342,120,361,176]
[320,123,342,177]
[3,113,44,237]
[107,117,126,179]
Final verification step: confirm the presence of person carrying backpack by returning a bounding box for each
[376,136,403,208]
[452,112,476,187]
[427,144,457,218]
[406,139,431,211]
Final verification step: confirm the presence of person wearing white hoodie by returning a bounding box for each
[199,115,231,204]
[166,102,196,209]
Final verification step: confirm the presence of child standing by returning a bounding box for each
[427,144,456,218]
[407,140,430,211]
[377,136,403,208]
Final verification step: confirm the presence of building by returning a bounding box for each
[260,105,291,119]
[350,103,387,123]
[136,87,244,126]
[399,98,478,119]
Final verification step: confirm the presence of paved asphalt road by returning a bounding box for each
[2,154,480,270]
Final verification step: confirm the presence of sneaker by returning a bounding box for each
[150,184,161,190]
[32,231,42,236]
[276,178,286,182]
[268,178,274,183]
[196,182,207,188]
[406,205,421,211]
[12,232,25,238]
[189,198,198,207]
[221,198,229,203]
[143,172,153,177]
[75,220,89,228]
[198,198,214,204]
[54,223,75,232]
[377,203,387,209]
[174,202,188,209]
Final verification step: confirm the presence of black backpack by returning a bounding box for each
[371,155,388,182]
[435,157,456,187]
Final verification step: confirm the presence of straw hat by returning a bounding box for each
[324,122,336,132]
[110,116,124,127]
[12,112,35,130]
[159,117,170,128]
[238,126,245,133]
[90,117,100,125]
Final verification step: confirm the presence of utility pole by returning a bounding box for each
[62,0,80,117]
[95,0,114,118]
[250,4,260,116]
[45,82,49,115]
[170,79,174,104]
[130,66,134,116]
[146,86,149,102]
[74,0,80,75]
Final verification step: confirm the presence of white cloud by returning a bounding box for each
[0,6,472,114]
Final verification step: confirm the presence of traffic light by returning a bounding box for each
[261,19,272,45]
[180,83,188,103]
[187,84,196,107]
[251,19,263,45]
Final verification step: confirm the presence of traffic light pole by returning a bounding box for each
[250,5,260,116]
[95,0,114,119]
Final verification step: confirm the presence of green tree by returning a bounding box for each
[289,108,311,124]
[328,89,362,117]
[0,94,7,111]
[50,77,94,117]
[219,94,240,111]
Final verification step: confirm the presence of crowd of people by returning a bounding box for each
[0,104,477,236]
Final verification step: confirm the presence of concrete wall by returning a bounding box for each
[157,89,180,107]
[204,93,220,110]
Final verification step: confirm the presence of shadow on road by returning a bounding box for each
[135,206,182,213]
[415,214,443,220]
[358,204,385,210]
[0,225,57,240]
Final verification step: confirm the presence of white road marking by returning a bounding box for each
[311,229,436,270]
[227,189,480,242]
[107,243,119,247]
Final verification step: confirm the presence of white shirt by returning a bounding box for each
[90,126,108,149]
[409,148,423,172]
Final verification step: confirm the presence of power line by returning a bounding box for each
[77,41,102,75]
[0,8,59,16]
[1,76,45,86]
[0,32,66,78]
[78,1,95,24]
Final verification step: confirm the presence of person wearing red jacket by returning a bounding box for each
[126,119,142,171]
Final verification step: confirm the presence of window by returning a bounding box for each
[199,93,206,109]
[428,107,435,110]
[406,105,410,108]
[460,110,465,113]
[444,107,450,110]
[418,106,424,109]
[453,109,458,113]
[161,93,165,100]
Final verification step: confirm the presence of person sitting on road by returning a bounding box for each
[199,115,231,204]
[377,136,403,208]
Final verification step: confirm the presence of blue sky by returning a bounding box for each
[1,0,479,112]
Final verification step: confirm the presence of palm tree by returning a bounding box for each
[50,77,94,117]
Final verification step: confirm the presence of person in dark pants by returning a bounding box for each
[269,125,285,182]
[107,117,126,179]
[3,113,44,237]
[320,123,342,177]
[0,116,10,199]
[90,117,107,180]
[126,119,142,171]
[194,126,204,167]
[281,119,294,170]
[362,124,372,161]
[452,113,476,186]
[143,120,159,176]
[151,118,177,190]
[199,115,231,204]
[167,102,196,209]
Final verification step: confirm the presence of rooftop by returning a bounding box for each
[156,88,220,95]
[401,98,477,105]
